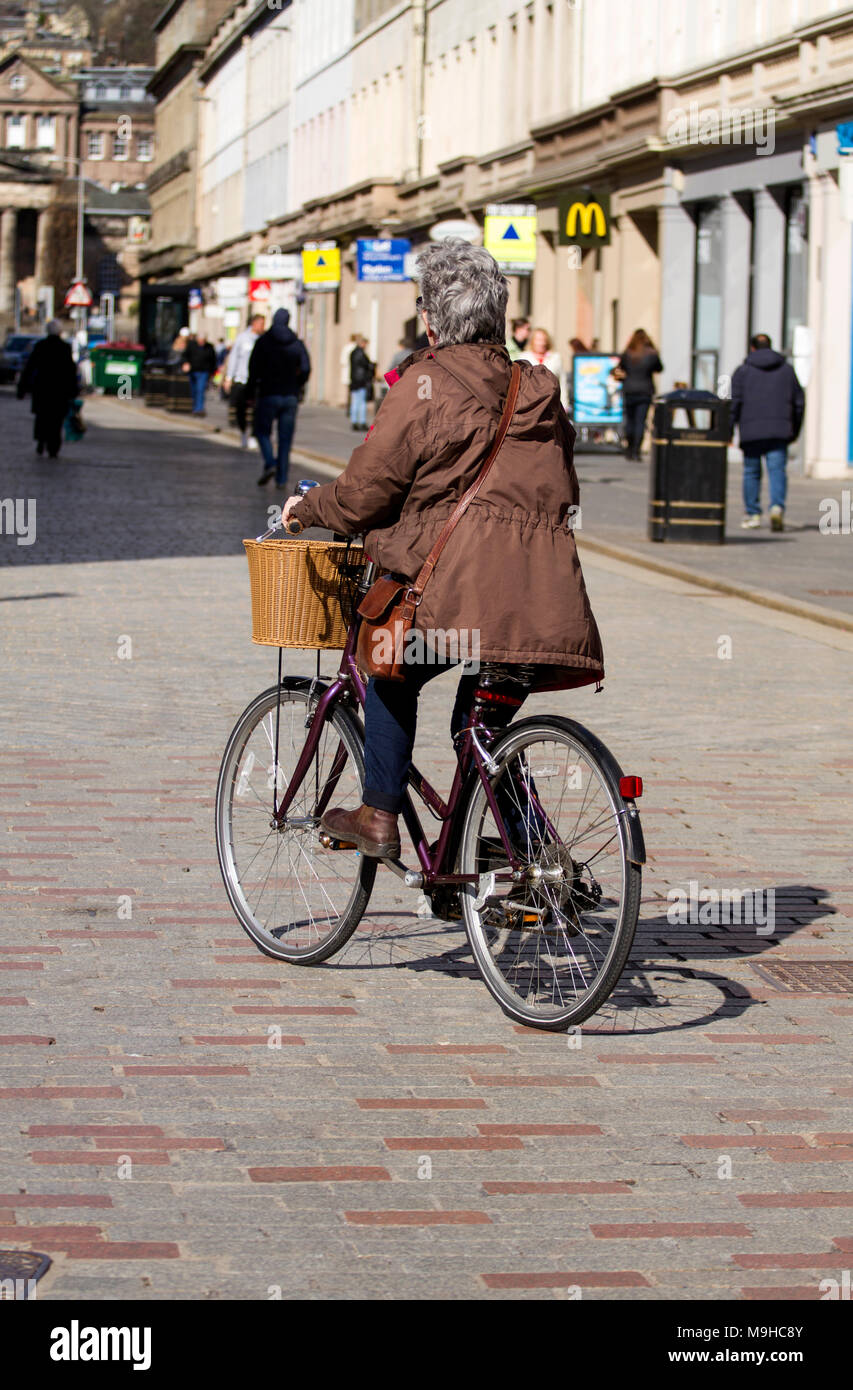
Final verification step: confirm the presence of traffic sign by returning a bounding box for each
[302,242,340,291]
[252,253,301,281]
[484,204,537,273]
[64,280,93,308]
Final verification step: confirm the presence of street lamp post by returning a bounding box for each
[47,152,89,354]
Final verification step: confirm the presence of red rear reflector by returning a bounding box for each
[620,776,643,799]
[473,689,524,706]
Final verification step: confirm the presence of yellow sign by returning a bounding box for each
[301,242,341,290]
[484,203,537,273]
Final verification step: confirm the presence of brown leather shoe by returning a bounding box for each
[320,803,401,859]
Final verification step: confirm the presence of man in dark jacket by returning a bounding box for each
[182,332,218,416]
[731,333,804,532]
[17,320,78,459]
[247,308,311,487]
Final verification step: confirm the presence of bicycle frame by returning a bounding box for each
[270,602,525,889]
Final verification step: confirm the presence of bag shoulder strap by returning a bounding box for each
[411,361,521,598]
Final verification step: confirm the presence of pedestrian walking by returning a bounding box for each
[223,313,265,450]
[519,327,569,408]
[16,319,78,459]
[182,331,217,416]
[731,333,805,532]
[349,336,374,431]
[282,237,602,858]
[506,316,531,361]
[615,329,663,460]
[246,308,311,489]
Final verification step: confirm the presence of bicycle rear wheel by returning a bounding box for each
[215,679,375,963]
[458,716,641,1030]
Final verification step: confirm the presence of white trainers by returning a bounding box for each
[769,504,784,532]
[740,514,761,529]
[247,436,259,451]
[240,431,249,450]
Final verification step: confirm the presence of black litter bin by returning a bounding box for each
[648,389,730,543]
[168,370,193,413]
[142,360,170,408]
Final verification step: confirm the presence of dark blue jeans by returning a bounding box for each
[362,663,526,815]
[189,371,209,414]
[254,394,299,486]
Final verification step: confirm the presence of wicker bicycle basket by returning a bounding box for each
[243,536,367,649]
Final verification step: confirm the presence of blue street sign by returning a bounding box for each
[356,238,412,282]
[837,121,853,155]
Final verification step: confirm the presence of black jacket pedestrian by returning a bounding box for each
[349,345,374,390]
[17,333,77,420]
[183,339,217,374]
[247,309,311,400]
[731,348,804,445]
[618,347,663,399]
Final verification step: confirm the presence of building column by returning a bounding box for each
[657,180,695,390]
[34,207,51,290]
[719,192,751,384]
[751,186,785,346]
[0,207,17,317]
[804,166,853,477]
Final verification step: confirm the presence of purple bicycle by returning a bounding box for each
[215,486,645,1031]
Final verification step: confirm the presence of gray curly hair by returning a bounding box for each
[415,238,509,347]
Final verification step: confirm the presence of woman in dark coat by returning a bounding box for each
[616,328,663,461]
[17,320,78,459]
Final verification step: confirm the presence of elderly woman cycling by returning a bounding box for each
[282,239,603,859]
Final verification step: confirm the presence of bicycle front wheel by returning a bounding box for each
[458,716,641,1030]
[215,679,375,963]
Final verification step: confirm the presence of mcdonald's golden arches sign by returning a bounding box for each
[557,189,611,247]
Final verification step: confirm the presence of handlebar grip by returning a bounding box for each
[286,517,303,535]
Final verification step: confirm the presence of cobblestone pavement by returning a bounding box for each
[0,390,851,1300]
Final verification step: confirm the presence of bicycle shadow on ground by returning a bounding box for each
[323,883,837,1036]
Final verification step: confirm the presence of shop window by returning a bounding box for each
[97,254,121,295]
[691,201,723,391]
[783,186,808,355]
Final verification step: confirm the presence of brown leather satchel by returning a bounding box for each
[355,361,522,682]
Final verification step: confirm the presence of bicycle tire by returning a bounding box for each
[215,679,376,964]
[458,714,642,1030]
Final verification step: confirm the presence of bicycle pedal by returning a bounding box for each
[318,832,358,851]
